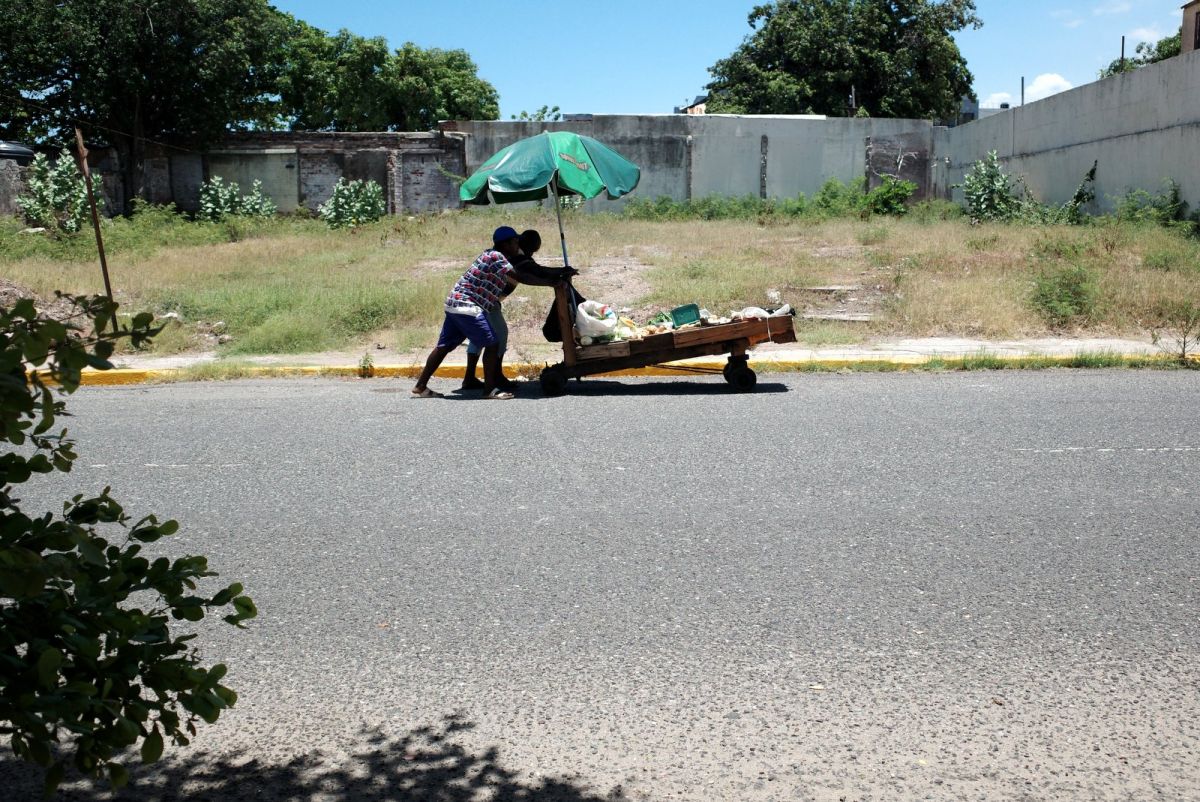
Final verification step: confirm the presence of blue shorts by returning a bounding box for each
[466,307,508,356]
[436,310,497,351]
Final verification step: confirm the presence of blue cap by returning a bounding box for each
[492,226,519,246]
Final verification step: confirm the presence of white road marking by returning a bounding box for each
[1017,446,1199,454]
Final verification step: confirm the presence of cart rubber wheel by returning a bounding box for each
[726,365,757,392]
[539,367,569,397]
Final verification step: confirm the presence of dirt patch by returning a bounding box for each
[809,244,866,260]
[570,249,656,315]
[0,278,81,323]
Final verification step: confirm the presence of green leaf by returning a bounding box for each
[43,761,64,796]
[140,729,164,763]
[36,648,63,688]
[108,761,130,789]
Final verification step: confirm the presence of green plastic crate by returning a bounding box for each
[669,303,701,327]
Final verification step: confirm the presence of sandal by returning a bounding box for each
[460,376,485,390]
[411,386,444,398]
[483,389,514,400]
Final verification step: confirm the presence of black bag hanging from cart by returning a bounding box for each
[542,285,587,342]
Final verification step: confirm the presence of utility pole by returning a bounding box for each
[1120,36,1126,72]
[74,127,116,328]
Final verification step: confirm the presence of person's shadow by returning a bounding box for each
[0,716,629,801]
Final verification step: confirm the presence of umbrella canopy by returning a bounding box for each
[460,131,640,205]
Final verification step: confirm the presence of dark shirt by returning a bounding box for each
[502,254,563,297]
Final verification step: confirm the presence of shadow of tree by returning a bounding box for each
[0,716,629,802]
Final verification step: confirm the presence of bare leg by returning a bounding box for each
[415,345,454,391]
[481,345,500,393]
[463,350,481,385]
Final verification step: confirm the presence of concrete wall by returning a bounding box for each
[446,116,935,210]
[0,160,25,217]
[936,49,1200,212]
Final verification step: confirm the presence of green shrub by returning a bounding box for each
[908,199,964,223]
[1149,298,1200,364]
[198,177,278,222]
[1032,265,1098,327]
[864,176,917,216]
[959,154,1097,226]
[622,178,911,222]
[1142,247,1185,271]
[318,178,386,229]
[16,149,102,235]
[965,232,1000,251]
[958,150,1020,222]
[1032,233,1086,261]
[1115,180,1187,225]
[0,295,256,793]
[857,224,890,245]
[811,177,867,217]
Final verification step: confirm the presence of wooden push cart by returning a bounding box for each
[538,284,797,396]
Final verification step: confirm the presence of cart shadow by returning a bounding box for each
[0,715,628,802]
[546,378,790,397]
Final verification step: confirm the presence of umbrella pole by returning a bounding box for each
[552,180,570,267]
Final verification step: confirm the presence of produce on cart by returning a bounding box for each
[537,286,797,396]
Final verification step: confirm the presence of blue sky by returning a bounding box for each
[271,1,1187,116]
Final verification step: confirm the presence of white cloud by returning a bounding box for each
[1051,9,1085,28]
[982,92,1013,108]
[1093,1,1132,15]
[1129,26,1164,43]
[1026,73,1074,102]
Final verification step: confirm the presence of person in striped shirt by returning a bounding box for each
[412,226,561,399]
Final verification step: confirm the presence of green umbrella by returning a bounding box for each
[459,131,640,266]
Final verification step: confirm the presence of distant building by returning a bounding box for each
[675,95,708,115]
[1185,0,1200,54]
[948,96,1008,127]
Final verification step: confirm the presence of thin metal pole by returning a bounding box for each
[552,177,570,267]
[1120,36,1126,72]
[74,127,116,328]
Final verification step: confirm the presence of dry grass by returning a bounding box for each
[2,208,1198,355]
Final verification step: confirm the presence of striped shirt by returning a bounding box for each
[445,249,513,314]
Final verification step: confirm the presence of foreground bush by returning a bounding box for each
[0,295,256,793]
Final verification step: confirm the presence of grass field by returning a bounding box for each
[1,206,1198,357]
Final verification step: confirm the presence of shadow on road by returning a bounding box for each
[429,379,790,400]
[0,716,628,802]
[549,378,790,397]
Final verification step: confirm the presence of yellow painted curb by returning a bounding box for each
[60,350,1192,386]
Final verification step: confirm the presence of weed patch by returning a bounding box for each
[1032,266,1098,327]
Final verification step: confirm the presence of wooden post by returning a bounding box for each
[554,283,577,368]
[74,128,116,328]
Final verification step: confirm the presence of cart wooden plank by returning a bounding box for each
[672,317,796,348]
[576,340,631,360]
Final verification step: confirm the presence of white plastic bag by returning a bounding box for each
[575,301,618,339]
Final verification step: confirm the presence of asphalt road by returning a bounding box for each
[4,371,1199,801]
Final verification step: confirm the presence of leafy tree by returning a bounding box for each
[0,0,292,211]
[0,295,256,794]
[1099,28,1182,78]
[276,24,499,131]
[705,0,982,120]
[512,105,563,122]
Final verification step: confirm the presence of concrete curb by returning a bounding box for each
[66,351,1195,386]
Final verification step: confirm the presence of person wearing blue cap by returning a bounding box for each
[412,226,563,399]
[461,228,576,390]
